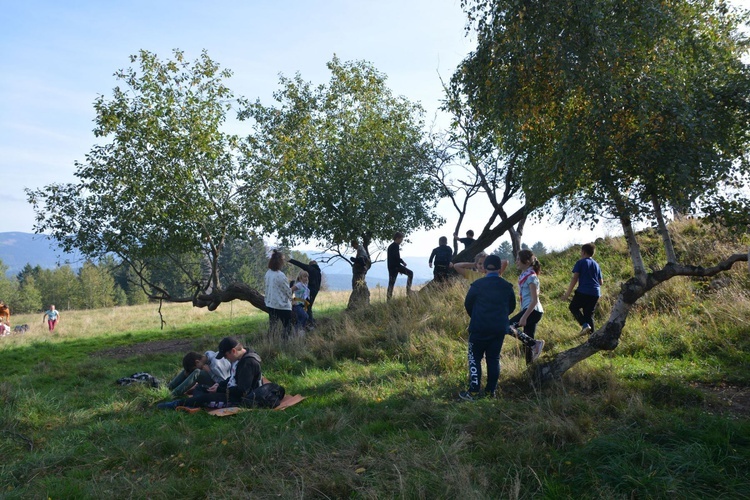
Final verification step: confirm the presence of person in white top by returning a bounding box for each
[264,249,293,338]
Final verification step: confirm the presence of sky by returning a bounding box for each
[2,0,748,258]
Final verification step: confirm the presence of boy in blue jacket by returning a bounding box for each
[460,255,542,400]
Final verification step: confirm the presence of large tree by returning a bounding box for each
[28,50,270,312]
[457,0,750,382]
[241,57,442,308]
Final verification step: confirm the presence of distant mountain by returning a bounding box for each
[0,233,436,290]
[0,232,84,276]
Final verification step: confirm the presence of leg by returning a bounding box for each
[278,309,293,338]
[522,310,543,365]
[484,338,503,395]
[467,339,488,393]
[401,265,414,295]
[387,270,398,300]
[579,293,599,332]
[167,370,189,392]
[307,289,319,324]
[568,292,587,326]
[169,369,203,397]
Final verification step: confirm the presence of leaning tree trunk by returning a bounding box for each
[454,205,527,263]
[194,282,268,312]
[347,261,370,310]
[532,254,748,385]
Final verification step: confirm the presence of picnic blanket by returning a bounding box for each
[180,394,305,416]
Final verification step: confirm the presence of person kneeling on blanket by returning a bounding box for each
[158,336,283,410]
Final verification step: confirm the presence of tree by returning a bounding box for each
[241,56,442,308]
[36,266,82,310]
[78,261,117,309]
[27,49,271,313]
[492,241,513,261]
[530,241,547,257]
[458,0,750,382]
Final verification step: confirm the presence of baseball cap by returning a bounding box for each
[483,254,502,271]
[216,336,240,359]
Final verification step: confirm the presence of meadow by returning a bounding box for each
[1,223,749,499]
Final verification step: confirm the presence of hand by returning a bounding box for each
[518,318,527,327]
[429,263,432,268]
[449,262,454,268]
[206,383,219,393]
[561,293,569,301]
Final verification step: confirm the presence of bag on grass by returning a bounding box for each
[116,372,160,388]
[241,383,285,409]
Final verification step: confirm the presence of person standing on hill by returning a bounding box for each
[460,255,516,400]
[562,243,603,335]
[264,250,293,338]
[387,231,413,300]
[428,236,453,282]
[288,258,322,326]
[42,304,60,332]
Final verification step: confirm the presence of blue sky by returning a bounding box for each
[2,1,748,257]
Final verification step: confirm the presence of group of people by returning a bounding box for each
[264,250,322,339]
[457,241,603,400]
[0,303,59,338]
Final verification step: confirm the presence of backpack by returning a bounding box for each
[116,372,160,388]
[241,383,285,409]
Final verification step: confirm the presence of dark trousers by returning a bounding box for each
[268,307,292,338]
[182,387,237,408]
[387,265,413,300]
[509,309,543,365]
[467,338,503,394]
[307,289,319,324]
[433,264,451,282]
[569,291,599,331]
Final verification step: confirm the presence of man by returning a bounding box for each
[158,336,262,410]
[387,231,413,300]
[428,236,453,282]
[562,243,604,335]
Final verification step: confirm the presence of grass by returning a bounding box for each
[1,221,749,498]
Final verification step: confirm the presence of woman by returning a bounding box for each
[264,250,293,338]
[509,249,545,364]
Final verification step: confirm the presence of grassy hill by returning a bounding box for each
[1,221,749,498]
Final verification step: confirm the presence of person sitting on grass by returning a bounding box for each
[167,350,232,397]
[158,336,262,410]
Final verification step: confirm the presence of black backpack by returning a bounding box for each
[242,383,285,408]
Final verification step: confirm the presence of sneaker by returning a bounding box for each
[156,400,181,410]
[531,340,545,362]
[458,391,479,402]
[579,324,592,336]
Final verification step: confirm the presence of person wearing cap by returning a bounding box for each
[459,254,543,401]
[158,336,262,410]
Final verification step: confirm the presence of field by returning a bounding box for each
[1,226,749,499]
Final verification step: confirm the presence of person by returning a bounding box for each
[387,232,413,300]
[562,243,604,335]
[459,255,516,401]
[0,321,10,336]
[508,249,546,365]
[288,258,322,326]
[158,337,263,410]
[42,304,60,332]
[428,236,453,282]
[291,270,311,333]
[452,252,508,283]
[265,250,293,338]
[454,230,476,249]
[350,239,371,269]
[167,350,232,397]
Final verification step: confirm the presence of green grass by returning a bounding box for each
[1,221,750,498]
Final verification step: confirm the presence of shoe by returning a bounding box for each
[485,390,497,399]
[579,324,592,336]
[458,391,479,402]
[531,340,545,362]
[156,400,181,410]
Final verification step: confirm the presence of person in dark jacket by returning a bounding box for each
[158,336,262,409]
[289,258,322,326]
[387,231,413,300]
[428,236,453,282]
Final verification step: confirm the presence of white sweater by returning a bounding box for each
[264,269,292,310]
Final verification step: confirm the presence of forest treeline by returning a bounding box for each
[0,238,309,313]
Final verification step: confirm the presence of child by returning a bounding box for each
[167,350,232,397]
[387,232,413,300]
[508,249,545,365]
[562,243,603,335]
[42,304,60,332]
[453,230,476,249]
[428,236,453,282]
[460,255,515,400]
[452,252,508,283]
[291,270,311,332]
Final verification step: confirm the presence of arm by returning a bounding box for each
[518,283,539,327]
[289,259,309,272]
[429,249,437,267]
[464,285,477,316]
[562,273,579,301]
[451,262,474,278]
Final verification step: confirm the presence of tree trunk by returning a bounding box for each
[194,282,267,312]
[620,214,647,283]
[652,195,677,264]
[531,253,748,385]
[454,205,527,263]
[508,215,526,260]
